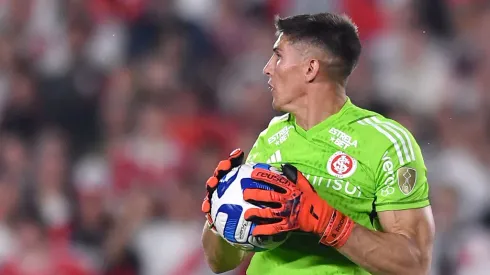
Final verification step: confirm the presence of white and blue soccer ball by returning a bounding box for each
[210,163,290,252]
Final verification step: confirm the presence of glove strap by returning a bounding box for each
[319,210,354,248]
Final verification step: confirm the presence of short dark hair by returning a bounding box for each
[275,13,362,82]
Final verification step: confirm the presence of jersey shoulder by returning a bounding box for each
[268,113,291,127]
[257,113,292,137]
[351,106,421,166]
[246,114,292,163]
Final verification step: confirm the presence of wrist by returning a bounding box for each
[318,208,354,248]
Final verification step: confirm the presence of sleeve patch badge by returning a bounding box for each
[397,167,417,195]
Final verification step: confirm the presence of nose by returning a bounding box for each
[263,56,273,76]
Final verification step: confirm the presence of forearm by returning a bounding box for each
[202,222,249,273]
[338,224,429,275]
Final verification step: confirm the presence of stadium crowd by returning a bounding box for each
[0,0,488,274]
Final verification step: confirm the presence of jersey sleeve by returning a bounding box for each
[245,138,260,164]
[245,128,268,164]
[374,135,430,212]
[245,114,289,164]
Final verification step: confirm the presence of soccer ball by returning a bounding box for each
[210,163,290,252]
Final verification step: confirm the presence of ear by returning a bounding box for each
[304,59,321,83]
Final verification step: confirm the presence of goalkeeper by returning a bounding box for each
[202,12,435,275]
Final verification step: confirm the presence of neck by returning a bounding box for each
[292,82,347,130]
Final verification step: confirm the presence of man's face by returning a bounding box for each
[263,33,306,111]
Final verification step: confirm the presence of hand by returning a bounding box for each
[243,164,354,248]
[201,148,245,230]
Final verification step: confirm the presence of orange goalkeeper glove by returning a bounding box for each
[243,164,354,248]
[201,148,245,230]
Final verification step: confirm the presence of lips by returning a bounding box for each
[268,81,274,91]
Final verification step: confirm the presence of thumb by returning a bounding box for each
[229,148,245,167]
[281,163,299,183]
[281,164,315,193]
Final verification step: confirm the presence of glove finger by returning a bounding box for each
[229,148,244,160]
[215,148,244,175]
[251,169,293,191]
[282,163,315,193]
[214,159,232,178]
[243,189,286,204]
[229,148,245,167]
[251,223,287,236]
[206,176,219,189]
[202,199,211,213]
[281,164,298,183]
[209,149,245,185]
[244,207,277,221]
[252,221,298,236]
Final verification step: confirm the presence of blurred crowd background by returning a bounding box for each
[0,0,488,274]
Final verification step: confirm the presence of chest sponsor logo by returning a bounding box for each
[268,126,294,145]
[327,151,357,179]
[398,167,417,195]
[305,174,362,198]
[329,128,358,150]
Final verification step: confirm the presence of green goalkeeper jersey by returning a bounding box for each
[245,98,430,275]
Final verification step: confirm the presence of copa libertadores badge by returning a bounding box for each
[327,151,357,179]
[397,167,417,195]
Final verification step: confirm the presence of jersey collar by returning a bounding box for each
[292,97,353,139]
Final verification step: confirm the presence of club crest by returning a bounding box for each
[327,151,357,179]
